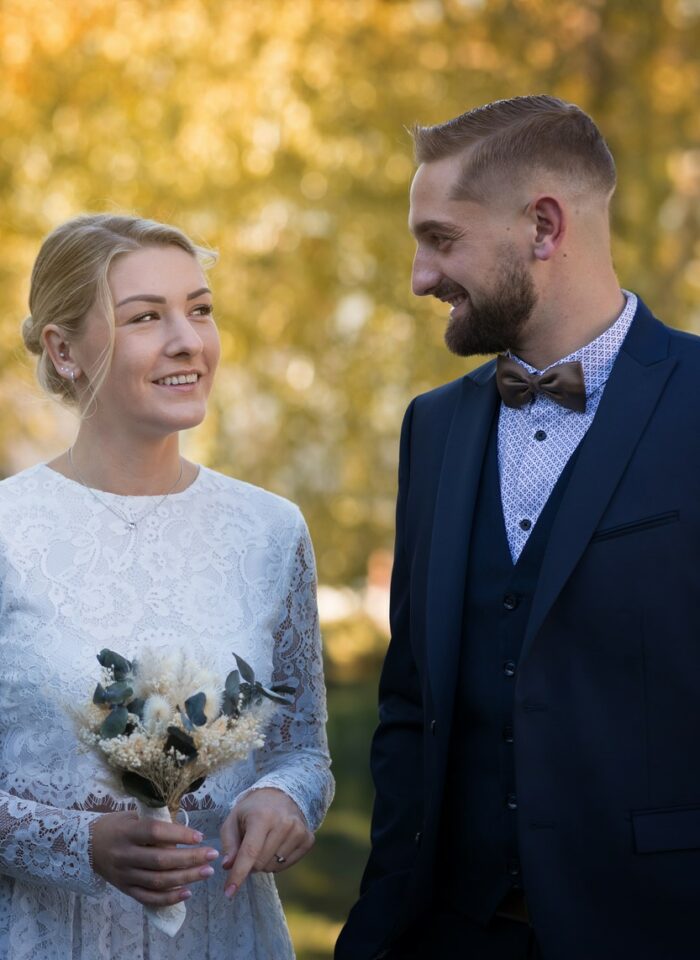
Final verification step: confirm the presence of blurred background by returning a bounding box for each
[2,0,700,955]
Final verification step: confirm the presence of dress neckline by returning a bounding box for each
[37,461,206,501]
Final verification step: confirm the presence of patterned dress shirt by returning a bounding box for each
[498,291,637,562]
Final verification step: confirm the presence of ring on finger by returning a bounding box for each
[274,854,287,864]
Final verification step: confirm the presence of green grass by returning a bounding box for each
[277,679,379,960]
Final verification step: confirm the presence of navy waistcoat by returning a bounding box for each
[436,411,580,923]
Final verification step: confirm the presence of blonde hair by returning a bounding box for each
[412,95,616,203]
[22,213,217,408]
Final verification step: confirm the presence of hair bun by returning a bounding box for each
[21,314,43,356]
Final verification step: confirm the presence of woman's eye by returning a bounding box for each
[129,311,158,324]
[191,303,214,319]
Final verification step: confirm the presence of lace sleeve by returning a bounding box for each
[0,791,106,896]
[233,512,334,831]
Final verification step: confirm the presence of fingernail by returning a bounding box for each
[225,883,237,899]
[205,849,219,860]
[192,831,204,843]
[199,865,215,878]
[181,889,192,901]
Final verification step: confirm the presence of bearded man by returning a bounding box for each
[335,95,700,960]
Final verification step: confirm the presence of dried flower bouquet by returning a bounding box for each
[75,647,292,935]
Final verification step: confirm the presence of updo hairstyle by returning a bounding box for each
[22,213,216,406]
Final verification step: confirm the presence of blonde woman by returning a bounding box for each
[0,214,333,959]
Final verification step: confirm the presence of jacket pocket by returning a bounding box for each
[591,510,679,543]
[632,804,700,853]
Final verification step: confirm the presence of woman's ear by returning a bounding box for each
[529,195,565,262]
[42,325,82,382]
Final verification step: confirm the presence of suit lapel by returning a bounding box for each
[522,303,677,660]
[426,363,499,712]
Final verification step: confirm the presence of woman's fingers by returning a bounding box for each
[220,809,242,871]
[126,884,193,908]
[91,810,220,907]
[125,841,218,872]
[224,813,314,892]
[224,817,272,895]
[126,860,217,893]
[262,829,315,873]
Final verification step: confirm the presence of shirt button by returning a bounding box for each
[503,724,514,743]
[519,518,532,531]
[503,593,518,611]
[503,660,516,678]
[506,793,518,810]
[534,430,547,441]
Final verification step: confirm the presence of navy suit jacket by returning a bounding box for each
[336,298,700,960]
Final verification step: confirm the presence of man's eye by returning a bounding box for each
[191,303,214,318]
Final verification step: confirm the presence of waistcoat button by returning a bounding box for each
[503,593,518,611]
[503,660,516,677]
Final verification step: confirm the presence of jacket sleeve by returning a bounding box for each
[335,400,426,960]
[362,397,425,888]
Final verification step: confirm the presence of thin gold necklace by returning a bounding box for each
[67,447,184,532]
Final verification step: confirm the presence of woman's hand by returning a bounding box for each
[220,788,314,898]
[91,811,219,907]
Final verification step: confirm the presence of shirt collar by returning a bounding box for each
[509,290,637,400]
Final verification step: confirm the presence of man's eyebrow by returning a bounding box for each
[115,287,212,308]
[410,219,460,238]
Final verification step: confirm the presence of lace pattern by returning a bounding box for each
[0,464,334,959]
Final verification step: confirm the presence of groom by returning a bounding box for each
[336,95,700,960]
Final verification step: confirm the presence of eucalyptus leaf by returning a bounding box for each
[96,649,132,681]
[221,693,239,718]
[271,683,296,696]
[122,771,166,808]
[104,681,134,704]
[100,705,129,739]
[224,669,241,700]
[93,683,108,705]
[164,725,197,765]
[185,691,207,726]
[233,653,255,684]
[127,698,145,719]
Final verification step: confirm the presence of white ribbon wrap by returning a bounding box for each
[136,802,187,937]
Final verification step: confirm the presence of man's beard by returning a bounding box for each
[442,252,537,358]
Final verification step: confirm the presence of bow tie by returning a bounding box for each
[496,355,587,412]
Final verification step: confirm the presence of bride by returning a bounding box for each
[0,214,334,959]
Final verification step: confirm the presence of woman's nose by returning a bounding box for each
[166,313,204,355]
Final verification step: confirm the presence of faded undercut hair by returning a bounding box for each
[22,213,217,409]
[412,94,616,203]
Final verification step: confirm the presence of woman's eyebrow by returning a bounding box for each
[115,287,212,308]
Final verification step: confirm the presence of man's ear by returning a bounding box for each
[529,195,565,261]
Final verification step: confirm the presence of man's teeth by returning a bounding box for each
[156,374,199,386]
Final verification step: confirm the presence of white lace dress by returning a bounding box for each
[0,464,334,960]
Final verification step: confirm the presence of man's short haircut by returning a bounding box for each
[412,95,616,203]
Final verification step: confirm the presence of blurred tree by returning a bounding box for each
[2,0,700,583]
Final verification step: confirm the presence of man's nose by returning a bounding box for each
[411,249,440,297]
